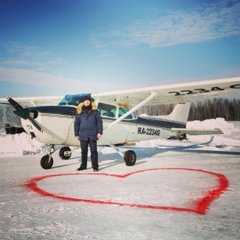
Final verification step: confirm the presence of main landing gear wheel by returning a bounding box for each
[40,155,54,169]
[124,150,136,166]
[59,146,72,160]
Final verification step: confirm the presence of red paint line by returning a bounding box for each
[24,168,229,215]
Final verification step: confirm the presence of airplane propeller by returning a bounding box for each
[7,97,43,132]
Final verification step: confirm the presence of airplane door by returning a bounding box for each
[118,107,138,143]
[97,103,130,145]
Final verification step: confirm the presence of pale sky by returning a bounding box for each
[0,0,240,97]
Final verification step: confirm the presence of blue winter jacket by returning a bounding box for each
[74,108,103,141]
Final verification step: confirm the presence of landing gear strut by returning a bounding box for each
[40,145,76,169]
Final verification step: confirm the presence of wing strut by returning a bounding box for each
[104,91,158,130]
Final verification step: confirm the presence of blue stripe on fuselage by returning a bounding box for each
[130,116,186,129]
[102,116,186,129]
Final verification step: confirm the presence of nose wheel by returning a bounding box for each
[40,145,55,169]
[40,154,54,169]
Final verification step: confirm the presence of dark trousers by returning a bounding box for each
[80,139,99,169]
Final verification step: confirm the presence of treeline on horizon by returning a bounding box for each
[137,98,240,121]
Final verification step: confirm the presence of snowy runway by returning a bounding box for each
[1,150,240,239]
[1,119,240,239]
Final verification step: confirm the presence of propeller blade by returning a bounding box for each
[7,97,23,110]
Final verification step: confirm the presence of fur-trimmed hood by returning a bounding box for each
[76,102,97,114]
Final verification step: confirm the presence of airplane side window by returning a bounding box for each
[98,103,116,118]
[119,107,133,119]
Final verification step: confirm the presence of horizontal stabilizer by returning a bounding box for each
[171,128,223,135]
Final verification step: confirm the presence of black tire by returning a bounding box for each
[40,155,54,169]
[124,150,136,166]
[179,133,187,141]
[59,146,72,160]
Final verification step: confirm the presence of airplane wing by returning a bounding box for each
[1,77,239,107]
[92,77,240,106]
[0,96,63,106]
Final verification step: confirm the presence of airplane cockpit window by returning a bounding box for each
[98,103,116,118]
[58,94,93,106]
[119,107,133,119]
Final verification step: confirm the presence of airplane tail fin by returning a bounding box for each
[161,102,191,124]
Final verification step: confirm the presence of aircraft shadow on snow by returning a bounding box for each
[51,141,240,170]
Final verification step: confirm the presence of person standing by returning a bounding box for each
[74,97,103,171]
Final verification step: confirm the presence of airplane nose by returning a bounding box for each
[13,108,43,132]
[13,108,38,120]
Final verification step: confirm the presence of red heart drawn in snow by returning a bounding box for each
[25,168,229,215]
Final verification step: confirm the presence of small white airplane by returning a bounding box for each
[1,77,239,169]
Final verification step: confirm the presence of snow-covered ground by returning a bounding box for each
[0,118,240,239]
